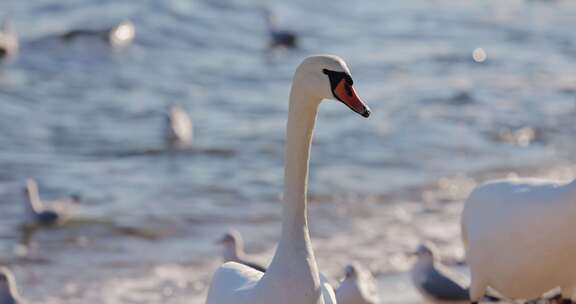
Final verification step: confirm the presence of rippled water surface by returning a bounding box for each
[0,0,575,303]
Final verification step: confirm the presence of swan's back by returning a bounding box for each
[463,179,576,246]
[206,262,263,304]
[462,179,576,299]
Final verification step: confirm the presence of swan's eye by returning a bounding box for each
[344,74,353,86]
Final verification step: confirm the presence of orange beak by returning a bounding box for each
[333,79,371,118]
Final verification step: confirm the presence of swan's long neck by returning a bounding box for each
[281,88,318,242]
[25,185,42,216]
[263,75,322,300]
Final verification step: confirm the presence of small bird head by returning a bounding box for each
[216,230,241,247]
[413,242,439,262]
[216,230,244,261]
[344,263,359,280]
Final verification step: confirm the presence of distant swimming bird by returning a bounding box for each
[23,178,81,226]
[205,55,370,304]
[462,177,576,303]
[0,267,23,304]
[164,104,193,148]
[216,230,266,272]
[0,18,19,60]
[61,20,135,48]
[335,263,379,304]
[262,9,298,49]
[411,242,473,304]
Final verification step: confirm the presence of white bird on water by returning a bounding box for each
[205,55,371,304]
[0,267,23,304]
[462,177,576,303]
[336,263,379,304]
[23,178,81,226]
[216,230,267,272]
[164,104,193,148]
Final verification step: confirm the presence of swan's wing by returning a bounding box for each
[320,273,337,304]
[206,262,263,304]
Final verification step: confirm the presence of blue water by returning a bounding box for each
[0,0,575,302]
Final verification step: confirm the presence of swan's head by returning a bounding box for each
[294,55,371,118]
[23,178,38,197]
[413,242,439,263]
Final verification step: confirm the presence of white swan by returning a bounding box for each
[335,263,379,304]
[165,104,193,148]
[0,18,18,60]
[23,178,81,226]
[0,267,23,304]
[217,230,267,272]
[205,55,371,304]
[461,178,576,302]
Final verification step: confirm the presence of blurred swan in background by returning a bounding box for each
[205,55,370,304]
[0,267,23,304]
[0,18,19,61]
[217,230,267,272]
[164,104,193,148]
[60,20,135,48]
[23,178,81,226]
[335,263,379,304]
[262,9,298,49]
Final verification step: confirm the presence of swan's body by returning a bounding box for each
[217,230,267,272]
[411,243,470,304]
[263,9,298,49]
[206,55,370,304]
[61,20,135,48]
[0,267,23,304]
[336,263,379,304]
[165,104,193,148]
[0,18,18,60]
[23,178,81,226]
[462,178,576,302]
